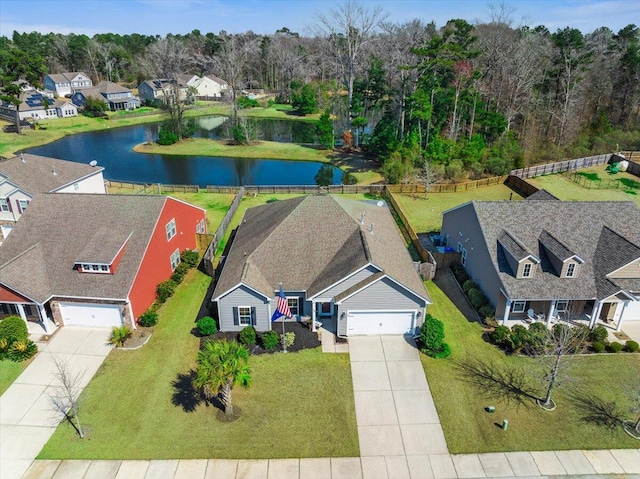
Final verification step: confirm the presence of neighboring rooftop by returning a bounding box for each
[0,194,167,303]
[0,153,103,194]
[213,195,429,302]
[470,200,640,300]
[47,72,89,84]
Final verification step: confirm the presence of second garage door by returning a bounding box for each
[58,302,123,328]
[346,311,415,335]
[622,296,640,321]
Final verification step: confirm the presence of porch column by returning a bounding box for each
[502,299,511,326]
[616,301,628,332]
[592,300,604,328]
[589,300,601,328]
[547,300,556,328]
[311,301,317,332]
[39,304,54,334]
[16,304,28,324]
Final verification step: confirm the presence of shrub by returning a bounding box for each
[171,262,189,283]
[490,325,511,348]
[0,337,9,360]
[7,339,38,362]
[138,311,158,327]
[237,96,259,109]
[280,331,295,349]
[261,330,278,350]
[156,279,177,303]
[467,288,487,309]
[451,264,469,285]
[527,322,548,349]
[0,316,28,343]
[462,279,477,294]
[158,127,178,145]
[238,326,257,345]
[589,325,609,343]
[196,316,218,336]
[478,304,495,319]
[592,341,606,353]
[109,326,132,347]
[181,249,199,268]
[607,341,624,353]
[419,314,451,358]
[510,324,529,352]
[624,340,639,353]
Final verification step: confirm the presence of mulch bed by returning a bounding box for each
[121,326,153,349]
[196,321,321,354]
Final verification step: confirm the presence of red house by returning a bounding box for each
[0,193,206,334]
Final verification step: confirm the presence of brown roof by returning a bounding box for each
[0,154,103,195]
[213,195,429,303]
[0,194,167,303]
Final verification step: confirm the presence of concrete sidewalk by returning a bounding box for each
[21,450,640,479]
[0,327,113,479]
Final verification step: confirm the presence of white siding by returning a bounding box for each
[54,171,106,194]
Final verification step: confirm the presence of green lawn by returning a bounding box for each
[0,358,31,395]
[423,282,640,453]
[393,184,522,233]
[528,166,640,207]
[39,268,358,459]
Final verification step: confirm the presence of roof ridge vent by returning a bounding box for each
[369,222,374,235]
[360,212,365,224]
[52,165,58,176]
[20,153,25,162]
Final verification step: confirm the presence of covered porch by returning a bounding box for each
[0,301,58,338]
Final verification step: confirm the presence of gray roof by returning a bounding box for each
[205,75,229,86]
[498,229,539,263]
[140,78,189,92]
[468,200,640,301]
[0,194,167,303]
[0,154,104,195]
[526,189,560,201]
[213,195,429,303]
[46,72,89,84]
[539,229,579,262]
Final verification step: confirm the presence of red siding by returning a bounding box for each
[0,283,31,303]
[128,198,205,319]
[110,239,128,274]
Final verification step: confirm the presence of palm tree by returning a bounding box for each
[193,339,251,416]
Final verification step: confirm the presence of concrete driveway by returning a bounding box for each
[0,327,113,479]
[349,335,449,475]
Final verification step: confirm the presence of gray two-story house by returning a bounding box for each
[440,199,640,331]
[44,72,92,97]
[72,81,140,111]
[212,195,431,336]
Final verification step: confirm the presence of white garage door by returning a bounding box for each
[59,302,123,328]
[347,311,415,335]
[623,297,640,321]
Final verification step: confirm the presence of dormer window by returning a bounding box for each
[81,263,111,274]
[566,263,576,277]
[522,263,532,278]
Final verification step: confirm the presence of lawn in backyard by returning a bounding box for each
[423,281,640,453]
[392,184,522,233]
[528,165,640,207]
[38,268,358,459]
[0,359,32,396]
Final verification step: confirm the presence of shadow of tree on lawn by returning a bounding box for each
[457,358,539,407]
[567,388,626,430]
[171,369,225,413]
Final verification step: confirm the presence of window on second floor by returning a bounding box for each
[0,198,9,212]
[17,199,30,214]
[196,219,206,234]
[170,248,180,271]
[522,263,532,278]
[166,218,177,241]
[566,263,576,278]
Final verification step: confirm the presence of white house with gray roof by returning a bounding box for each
[44,72,92,97]
[0,153,106,236]
[212,195,431,336]
[441,200,640,331]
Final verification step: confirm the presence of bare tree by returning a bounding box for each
[48,355,85,438]
[623,384,640,438]
[533,323,587,409]
[314,0,387,129]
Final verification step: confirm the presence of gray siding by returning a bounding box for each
[280,290,307,318]
[441,204,504,308]
[339,276,426,311]
[318,264,380,298]
[217,285,270,332]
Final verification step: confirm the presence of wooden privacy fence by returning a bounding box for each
[385,191,437,276]
[202,186,245,276]
[386,175,508,194]
[504,175,539,198]
[243,184,386,195]
[510,153,611,179]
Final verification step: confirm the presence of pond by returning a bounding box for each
[26,117,342,186]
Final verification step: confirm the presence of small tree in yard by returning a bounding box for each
[534,324,587,410]
[49,355,85,438]
[623,384,640,439]
[419,314,451,358]
[316,110,334,149]
[193,339,251,417]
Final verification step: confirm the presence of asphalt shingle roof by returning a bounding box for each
[0,194,166,303]
[526,189,560,201]
[497,229,539,263]
[539,229,579,262]
[213,195,429,303]
[470,200,640,301]
[0,154,103,195]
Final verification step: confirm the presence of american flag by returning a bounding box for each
[271,285,292,321]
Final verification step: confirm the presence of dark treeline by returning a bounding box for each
[1,2,639,182]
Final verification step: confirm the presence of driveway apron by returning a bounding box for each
[0,327,113,479]
[349,335,449,464]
